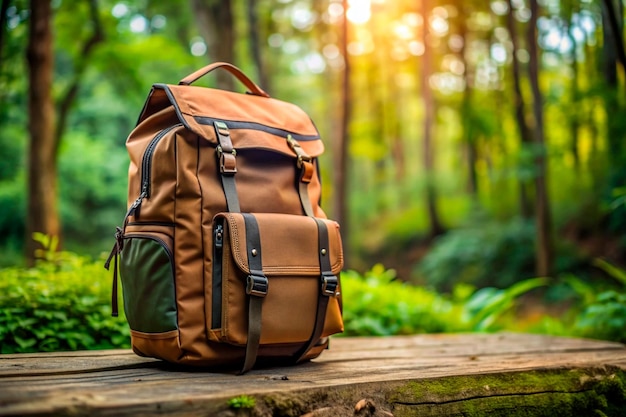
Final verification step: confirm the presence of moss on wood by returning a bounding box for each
[388,367,626,417]
[241,367,626,417]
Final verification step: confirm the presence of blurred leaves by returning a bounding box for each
[0,235,129,353]
[342,264,547,336]
[416,216,536,290]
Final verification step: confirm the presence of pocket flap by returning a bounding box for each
[215,213,343,276]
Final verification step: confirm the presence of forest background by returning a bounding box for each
[1,0,626,352]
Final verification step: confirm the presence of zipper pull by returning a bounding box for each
[127,191,147,219]
[214,223,224,249]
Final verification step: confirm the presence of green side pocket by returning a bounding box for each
[119,233,177,333]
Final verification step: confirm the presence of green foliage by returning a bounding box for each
[58,131,128,255]
[342,264,459,335]
[416,217,536,290]
[575,291,626,343]
[227,395,256,409]
[0,234,129,353]
[341,265,545,336]
[460,277,549,331]
[569,259,626,343]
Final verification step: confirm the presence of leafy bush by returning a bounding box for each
[459,277,549,331]
[341,264,461,335]
[569,259,626,343]
[0,234,129,353]
[341,264,547,336]
[416,217,537,290]
[2,239,620,354]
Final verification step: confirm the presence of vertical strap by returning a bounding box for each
[293,219,338,363]
[214,121,241,212]
[287,135,315,217]
[240,213,268,374]
[104,226,125,317]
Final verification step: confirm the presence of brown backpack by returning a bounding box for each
[105,63,343,373]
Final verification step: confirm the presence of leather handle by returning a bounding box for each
[179,62,270,98]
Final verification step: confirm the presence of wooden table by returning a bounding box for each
[1,333,625,416]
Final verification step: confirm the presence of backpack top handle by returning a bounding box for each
[179,62,270,98]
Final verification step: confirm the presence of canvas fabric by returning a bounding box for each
[105,63,344,373]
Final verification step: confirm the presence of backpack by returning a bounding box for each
[105,62,344,373]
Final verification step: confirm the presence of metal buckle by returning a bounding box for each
[216,145,237,159]
[321,274,338,296]
[216,146,237,174]
[296,154,312,169]
[287,134,312,168]
[246,274,269,297]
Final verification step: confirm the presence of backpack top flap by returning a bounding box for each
[135,83,325,157]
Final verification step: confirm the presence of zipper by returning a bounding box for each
[140,123,183,198]
[127,221,176,227]
[195,116,319,142]
[129,123,182,219]
[211,222,224,329]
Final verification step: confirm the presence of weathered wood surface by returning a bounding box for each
[1,333,625,416]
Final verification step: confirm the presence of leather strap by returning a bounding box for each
[240,214,268,374]
[293,219,338,363]
[213,121,241,212]
[179,62,270,98]
[287,135,315,216]
[104,226,125,317]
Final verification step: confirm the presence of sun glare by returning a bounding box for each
[346,0,371,24]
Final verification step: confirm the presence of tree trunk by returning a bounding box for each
[0,0,10,66]
[566,18,580,168]
[528,0,553,277]
[459,5,478,196]
[189,0,235,90]
[602,0,626,73]
[506,0,533,219]
[334,0,351,263]
[601,0,623,166]
[245,0,269,92]
[421,0,443,237]
[26,0,59,263]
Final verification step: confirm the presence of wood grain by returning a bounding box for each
[1,333,625,416]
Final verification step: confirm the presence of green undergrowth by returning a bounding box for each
[0,235,624,353]
[0,234,129,353]
[341,264,548,336]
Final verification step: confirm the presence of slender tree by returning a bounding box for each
[189,0,235,90]
[602,0,626,73]
[506,0,533,219]
[601,0,625,174]
[528,0,553,276]
[26,0,58,263]
[458,3,478,196]
[565,7,581,168]
[0,0,10,65]
[334,0,351,261]
[420,0,443,236]
[245,0,269,92]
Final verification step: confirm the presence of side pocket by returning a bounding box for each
[119,232,177,333]
[130,329,181,362]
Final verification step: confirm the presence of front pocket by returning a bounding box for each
[209,213,344,346]
[119,232,177,333]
